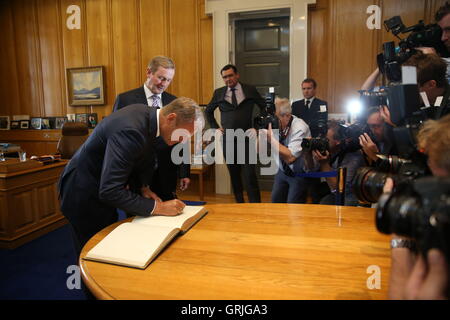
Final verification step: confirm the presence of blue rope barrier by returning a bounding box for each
[295,171,338,178]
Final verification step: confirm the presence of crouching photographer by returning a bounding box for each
[380,115,450,300]
[303,120,366,206]
[262,98,311,203]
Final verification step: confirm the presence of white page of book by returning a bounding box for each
[132,205,204,229]
[85,222,175,269]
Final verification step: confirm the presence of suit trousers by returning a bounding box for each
[222,136,261,203]
[271,169,308,203]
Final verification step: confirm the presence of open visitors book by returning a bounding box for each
[84,206,208,269]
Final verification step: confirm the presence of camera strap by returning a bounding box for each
[280,116,295,177]
[279,116,294,143]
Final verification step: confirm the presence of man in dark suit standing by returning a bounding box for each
[113,56,190,201]
[59,98,200,256]
[291,78,328,138]
[292,78,329,203]
[205,64,265,203]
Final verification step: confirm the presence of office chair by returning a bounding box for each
[56,122,89,159]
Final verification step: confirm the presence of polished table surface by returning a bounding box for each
[80,204,391,300]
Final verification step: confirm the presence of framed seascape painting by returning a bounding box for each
[66,66,105,106]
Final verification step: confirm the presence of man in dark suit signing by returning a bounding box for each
[292,78,329,203]
[113,56,190,201]
[205,64,265,203]
[59,98,200,257]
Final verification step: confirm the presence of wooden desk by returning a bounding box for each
[80,204,391,300]
[0,159,68,248]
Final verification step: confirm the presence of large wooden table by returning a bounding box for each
[80,204,391,300]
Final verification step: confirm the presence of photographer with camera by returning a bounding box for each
[261,98,311,203]
[384,114,450,300]
[303,120,365,206]
[359,107,397,165]
[402,52,450,119]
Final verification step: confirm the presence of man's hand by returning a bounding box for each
[390,248,449,300]
[383,177,394,194]
[403,249,448,300]
[359,133,380,162]
[416,47,437,55]
[247,128,258,140]
[141,186,162,203]
[312,149,329,164]
[152,199,186,216]
[179,178,190,191]
[380,105,396,127]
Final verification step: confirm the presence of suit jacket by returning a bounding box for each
[112,86,190,201]
[112,87,177,112]
[58,105,158,239]
[205,83,265,132]
[291,98,328,137]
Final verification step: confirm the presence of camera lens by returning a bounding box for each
[376,193,420,237]
[353,167,391,203]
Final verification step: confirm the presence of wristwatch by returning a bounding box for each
[390,238,416,250]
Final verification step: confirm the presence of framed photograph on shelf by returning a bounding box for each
[67,114,76,122]
[10,121,20,130]
[41,118,51,129]
[75,113,88,124]
[31,117,42,130]
[87,113,98,128]
[0,116,10,130]
[20,120,30,129]
[66,66,105,106]
[55,117,67,129]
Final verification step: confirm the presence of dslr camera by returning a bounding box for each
[376,176,450,262]
[301,137,330,155]
[254,87,279,130]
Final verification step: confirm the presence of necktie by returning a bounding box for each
[151,95,160,108]
[305,100,310,109]
[231,88,238,107]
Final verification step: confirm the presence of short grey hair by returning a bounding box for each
[148,55,175,73]
[161,97,204,126]
[275,97,292,116]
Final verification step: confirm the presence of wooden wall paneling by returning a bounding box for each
[0,0,21,116]
[198,0,213,105]
[36,0,65,117]
[10,0,44,117]
[331,0,380,113]
[139,0,169,84]
[168,0,200,101]
[60,0,87,116]
[111,0,140,96]
[308,2,330,107]
[86,0,113,120]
